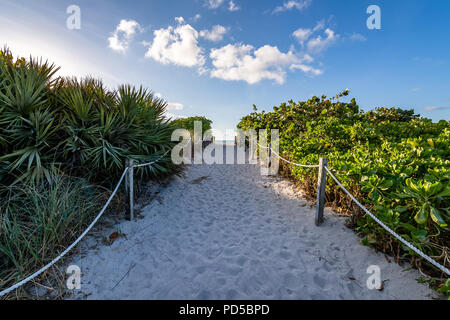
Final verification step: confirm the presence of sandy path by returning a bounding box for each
[67,145,438,300]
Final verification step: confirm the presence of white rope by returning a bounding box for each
[257,143,268,149]
[257,142,319,168]
[0,167,129,298]
[270,148,320,168]
[325,166,450,276]
[132,149,171,168]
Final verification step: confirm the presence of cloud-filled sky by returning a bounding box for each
[0,0,449,133]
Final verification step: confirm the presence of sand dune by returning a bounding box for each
[66,145,438,300]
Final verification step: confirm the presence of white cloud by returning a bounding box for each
[293,28,313,45]
[292,20,325,45]
[228,1,240,11]
[175,16,185,24]
[306,28,338,53]
[206,0,226,9]
[313,19,325,32]
[210,44,297,84]
[144,17,205,68]
[200,25,229,42]
[273,0,312,14]
[299,53,314,63]
[290,20,338,76]
[108,19,142,53]
[167,102,184,110]
[205,0,239,11]
[424,106,450,111]
[289,63,323,75]
[191,14,201,22]
[349,33,367,42]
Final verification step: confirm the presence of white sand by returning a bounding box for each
[66,145,439,300]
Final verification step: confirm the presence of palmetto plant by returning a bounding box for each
[0,48,178,186]
[0,48,182,298]
[0,49,60,184]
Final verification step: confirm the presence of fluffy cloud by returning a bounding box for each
[167,102,184,110]
[292,20,325,45]
[290,21,337,76]
[306,28,338,53]
[191,14,201,22]
[205,0,239,11]
[200,25,229,42]
[293,28,313,45]
[108,19,142,53]
[349,33,367,42]
[210,44,297,84]
[273,0,312,14]
[228,1,240,11]
[289,63,323,76]
[205,0,225,9]
[144,17,205,68]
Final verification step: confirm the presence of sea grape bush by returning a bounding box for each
[238,90,449,278]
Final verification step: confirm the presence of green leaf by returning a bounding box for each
[414,204,428,225]
[430,207,447,227]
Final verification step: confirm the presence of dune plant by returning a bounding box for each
[0,173,103,298]
[238,91,450,282]
[0,48,182,298]
[0,48,178,186]
[171,116,213,136]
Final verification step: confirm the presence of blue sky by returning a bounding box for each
[1,0,449,134]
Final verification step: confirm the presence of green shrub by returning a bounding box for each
[238,90,450,279]
[0,47,178,187]
[0,173,103,298]
[171,116,213,136]
[0,47,182,298]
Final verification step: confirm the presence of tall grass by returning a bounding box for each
[0,173,103,298]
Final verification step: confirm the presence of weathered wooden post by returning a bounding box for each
[268,142,272,168]
[125,159,134,221]
[315,157,328,226]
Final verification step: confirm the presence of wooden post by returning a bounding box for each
[125,159,134,221]
[315,157,328,226]
[268,142,272,168]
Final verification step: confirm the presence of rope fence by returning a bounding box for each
[1,140,448,298]
[260,143,450,276]
[0,150,173,298]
